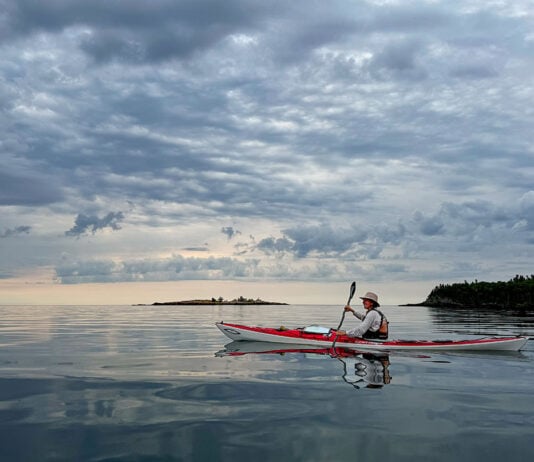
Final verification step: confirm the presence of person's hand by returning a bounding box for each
[344,305,354,313]
[337,330,346,335]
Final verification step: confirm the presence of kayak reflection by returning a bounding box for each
[215,341,392,389]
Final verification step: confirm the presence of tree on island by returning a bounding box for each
[149,295,287,305]
[419,275,534,309]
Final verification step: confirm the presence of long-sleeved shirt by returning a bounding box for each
[345,309,382,338]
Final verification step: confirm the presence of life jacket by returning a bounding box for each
[363,308,389,340]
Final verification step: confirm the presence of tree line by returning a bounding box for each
[422,275,534,309]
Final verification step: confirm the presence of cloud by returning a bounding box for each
[411,201,516,239]
[2,0,274,63]
[368,39,428,80]
[412,211,445,236]
[519,191,534,231]
[0,171,63,206]
[1,1,533,297]
[221,226,241,240]
[256,237,294,255]
[65,212,125,237]
[182,246,209,252]
[282,225,368,258]
[253,223,408,259]
[1,225,31,238]
[55,252,366,284]
[55,254,262,284]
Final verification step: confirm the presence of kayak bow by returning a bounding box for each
[216,322,528,351]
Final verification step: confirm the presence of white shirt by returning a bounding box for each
[345,310,382,338]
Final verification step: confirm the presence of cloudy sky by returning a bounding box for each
[1,0,533,305]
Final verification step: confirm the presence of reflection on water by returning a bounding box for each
[427,306,534,337]
[0,304,533,461]
[338,352,391,389]
[216,341,392,389]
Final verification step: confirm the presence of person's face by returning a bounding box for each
[362,299,374,310]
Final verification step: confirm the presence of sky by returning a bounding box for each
[1,0,533,305]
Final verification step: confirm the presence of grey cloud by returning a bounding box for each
[413,211,445,236]
[519,191,534,231]
[56,259,117,281]
[406,198,534,256]
[2,0,275,63]
[221,226,241,240]
[78,24,232,64]
[373,223,407,245]
[0,225,31,238]
[449,64,499,79]
[1,1,533,291]
[368,40,428,80]
[256,237,294,255]
[182,247,209,252]
[283,225,367,258]
[0,171,63,206]
[253,225,370,258]
[65,212,125,237]
[251,195,533,261]
[0,1,458,68]
[439,201,512,231]
[371,3,452,32]
[55,253,355,284]
[56,254,261,283]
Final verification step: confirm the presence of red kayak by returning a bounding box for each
[216,322,528,351]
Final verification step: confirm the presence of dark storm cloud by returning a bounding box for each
[65,212,125,237]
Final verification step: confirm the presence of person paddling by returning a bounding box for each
[336,292,389,340]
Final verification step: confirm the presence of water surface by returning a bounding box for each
[0,304,533,461]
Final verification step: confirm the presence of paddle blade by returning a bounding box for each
[347,281,356,305]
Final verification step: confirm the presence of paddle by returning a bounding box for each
[332,281,356,348]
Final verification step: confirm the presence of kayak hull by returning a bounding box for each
[216,322,528,351]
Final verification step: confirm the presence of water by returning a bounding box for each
[1,304,533,461]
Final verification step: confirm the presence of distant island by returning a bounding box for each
[142,296,288,306]
[405,275,534,309]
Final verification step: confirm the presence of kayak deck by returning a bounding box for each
[216,321,528,351]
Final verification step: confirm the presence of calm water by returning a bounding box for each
[1,304,533,461]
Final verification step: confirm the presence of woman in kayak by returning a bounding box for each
[337,292,389,340]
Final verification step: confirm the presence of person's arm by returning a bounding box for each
[345,311,379,338]
[344,305,364,320]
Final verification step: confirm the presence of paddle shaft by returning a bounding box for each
[332,282,356,347]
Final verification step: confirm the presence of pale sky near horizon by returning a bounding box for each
[1,1,533,305]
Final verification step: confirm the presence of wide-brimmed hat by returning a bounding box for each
[360,291,380,307]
